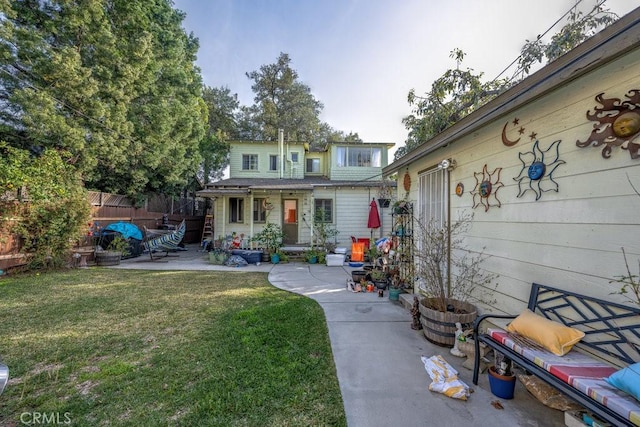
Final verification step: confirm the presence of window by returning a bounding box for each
[229,197,244,223]
[306,158,320,173]
[336,146,382,167]
[253,198,267,223]
[418,167,447,293]
[242,154,258,170]
[290,152,299,163]
[314,199,333,223]
[269,155,278,171]
[418,168,446,228]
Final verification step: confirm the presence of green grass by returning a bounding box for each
[0,270,346,426]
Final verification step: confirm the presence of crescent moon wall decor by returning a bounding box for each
[501,118,524,146]
[576,90,640,159]
[471,165,504,212]
[513,140,566,200]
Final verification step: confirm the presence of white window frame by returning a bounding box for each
[336,146,381,167]
[306,158,320,173]
[269,155,278,171]
[417,167,447,292]
[242,154,258,170]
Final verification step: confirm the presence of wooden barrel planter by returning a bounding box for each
[419,298,477,347]
[95,251,122,266]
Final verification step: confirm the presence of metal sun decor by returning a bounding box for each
[576,90,640,159]
[514,139,565,200]
[471,164,504,212]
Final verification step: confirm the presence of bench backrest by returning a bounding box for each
[529,283,640,367]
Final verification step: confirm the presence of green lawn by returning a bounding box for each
[0,269,346,426]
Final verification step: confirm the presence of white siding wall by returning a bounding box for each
[403,49,640,314]
[229,142,307,178]
[313,187,392,248]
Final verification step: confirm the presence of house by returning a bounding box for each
[383,7,640,313]
[197,132,395,250]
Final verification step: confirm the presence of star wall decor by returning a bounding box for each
[576,90,640,159]
[471,164,504,212]
[514,140,565,200]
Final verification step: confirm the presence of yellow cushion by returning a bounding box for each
[506,309,585,356]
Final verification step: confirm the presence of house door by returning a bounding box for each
[282,199,298,244]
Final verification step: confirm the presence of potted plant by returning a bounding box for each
[251,222,284,261]
[368,269,389,291]
[392,200,412,215]
[312,211,339,253]
[271,248,289,264]
[377,179,395,208]
[96,235,130,266]
[414,212,498,346]
[304,248,325,264]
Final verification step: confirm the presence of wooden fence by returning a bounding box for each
[88,191,208,244]
[1,191,209,266]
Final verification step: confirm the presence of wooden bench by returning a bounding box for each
[473,282,640,427]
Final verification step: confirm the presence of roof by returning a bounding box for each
[196,177,396,197]
[384,6,640,175]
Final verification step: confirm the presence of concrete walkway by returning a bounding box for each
[115,247,566,427]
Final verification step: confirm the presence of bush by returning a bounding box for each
[0,144,90,270]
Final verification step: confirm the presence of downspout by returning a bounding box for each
[445,169,451,297]
[279,129,284,179]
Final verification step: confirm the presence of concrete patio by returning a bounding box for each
[113,246,569,426]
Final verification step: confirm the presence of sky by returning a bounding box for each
[171,0,637,156]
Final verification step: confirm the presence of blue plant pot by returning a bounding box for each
[271,253,280,264]
[488,366,516,399]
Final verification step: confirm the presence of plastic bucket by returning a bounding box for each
[351,242,365,262]
[488,366,516,399]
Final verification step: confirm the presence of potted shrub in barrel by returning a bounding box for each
[414,212,497,346]
[96,235,130,266]
[251,223,284,263]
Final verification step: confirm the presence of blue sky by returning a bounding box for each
[172,0,637,156]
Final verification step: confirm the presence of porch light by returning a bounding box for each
[438,159,457,171]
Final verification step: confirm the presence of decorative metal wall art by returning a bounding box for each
[455,182,464,197]
[502,118,524,146]
[471,165,504,212]
[403,171,412,192]
[514,140,565,200]
[576,90,640,159]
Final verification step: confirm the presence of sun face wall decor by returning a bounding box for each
[471,164,504,212]
[514,140,565,200]
[576,90,640,159]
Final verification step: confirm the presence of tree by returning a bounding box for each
[398,49,506,159]
[398,3,618,160]
[200,86,239,183]
[243,52,324,143]
[0,0,206,200]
